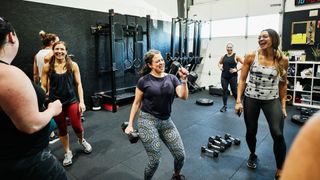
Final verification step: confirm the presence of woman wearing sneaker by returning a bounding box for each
[235,29,288,179]
[125,49,188,180]
[218,42,243,112]
[33,30,60,144]
[0,17,67,179]
[42,41,92,166]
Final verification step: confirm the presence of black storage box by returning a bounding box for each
[209,85,223,96]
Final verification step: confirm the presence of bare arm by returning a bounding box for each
[235,52,255,113]
[125,87,143,134]
[41,64,49,92]
[33,56,39,83]
[217,56,224,70]
[236,55,244,71]
[176,67,189,100]
[0,66,61,134]
[279,57,289,117]
[72,62,85,113]
[281,112,320,179]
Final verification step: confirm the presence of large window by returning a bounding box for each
[247,14,280,36]
[212,17,246,37]
[199,14,280,38]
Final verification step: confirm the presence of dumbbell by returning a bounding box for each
[207,142,225,152]
[208,137,228,150]
[224,133,241,145]
[208,136,230,149]
[121,122,140,144]
[213,135,232,148]
[201,146,219,158]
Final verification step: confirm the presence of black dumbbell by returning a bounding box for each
[214,135,232,148]
[224,133,241,145]
[201,146,219,158]
[121,122,140,144]
[208,137,228,149]
[207,142,225,152]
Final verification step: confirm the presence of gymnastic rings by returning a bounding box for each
[286,94,293,102]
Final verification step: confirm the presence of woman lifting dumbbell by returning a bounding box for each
[125,49,189,180]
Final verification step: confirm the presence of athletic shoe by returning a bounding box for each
[63,151,73,166]
[79,139,92,154]
[171,174,186,180]
[220,106,227,112]
[49,134,59,144]
[247,153,258,169]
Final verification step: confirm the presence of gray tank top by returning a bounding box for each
[245,52,280,100]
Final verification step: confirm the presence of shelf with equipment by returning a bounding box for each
[289,61,320,109]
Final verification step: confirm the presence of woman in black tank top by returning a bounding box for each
[217,42,244,112]
[0,17,66,179]
[41,41,92,167]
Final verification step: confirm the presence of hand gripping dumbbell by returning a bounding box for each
[224,133,241,145]
[201,146,219,158]
[214,135,232,148]
[121,122,140,144]
[207,142,225,152]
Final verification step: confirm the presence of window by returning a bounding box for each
[212,17,246,37]
[200,21,211,38]
[247,14,280,36]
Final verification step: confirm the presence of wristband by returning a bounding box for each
[180,79,187,84]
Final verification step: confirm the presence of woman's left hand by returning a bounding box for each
[79,102,86,114]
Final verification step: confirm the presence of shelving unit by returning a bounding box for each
[289,61,320,109]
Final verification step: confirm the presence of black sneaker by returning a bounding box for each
[171,174,186,180]
[220,106,227,112]
[247,153,258,169]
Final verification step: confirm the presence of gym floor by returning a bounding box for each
[49,90,301,180]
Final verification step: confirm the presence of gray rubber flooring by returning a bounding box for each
[49,90,302,180]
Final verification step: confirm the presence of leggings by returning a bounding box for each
[138,111,185,180]
[221,76,237,106]
[243,96,286,169]
[0,148,67,180]
[54,102,83,136]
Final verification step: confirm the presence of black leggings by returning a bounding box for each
[243,96,286,169]
[221,76,237,106]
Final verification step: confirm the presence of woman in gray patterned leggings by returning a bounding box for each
[125,49,189,180]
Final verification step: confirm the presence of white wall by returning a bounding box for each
[23,0,177,21]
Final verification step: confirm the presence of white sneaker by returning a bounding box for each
[63,151,73,166]
[79,139,92,154]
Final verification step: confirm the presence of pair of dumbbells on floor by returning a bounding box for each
[201,133,241,158]
[121,122,140,143]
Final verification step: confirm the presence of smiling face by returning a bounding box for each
[226,43,233,54]
[148,53,165,74]
[258,30,272,50]
[53,42,67,60]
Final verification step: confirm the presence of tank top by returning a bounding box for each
[0,61,50,159]
[35,49,51,79]
[245,52,280,100]
[48,71,78,106]
[221,53,237,78]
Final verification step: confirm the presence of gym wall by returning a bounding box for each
[1,0,171,108]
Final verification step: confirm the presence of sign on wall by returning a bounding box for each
[295,0,320,6]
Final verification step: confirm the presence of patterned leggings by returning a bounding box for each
[138,111,185,180]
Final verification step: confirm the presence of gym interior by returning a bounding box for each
[1,0,320,179]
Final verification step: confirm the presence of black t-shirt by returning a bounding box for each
[0,82,50,160]
[137,74,180,120]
